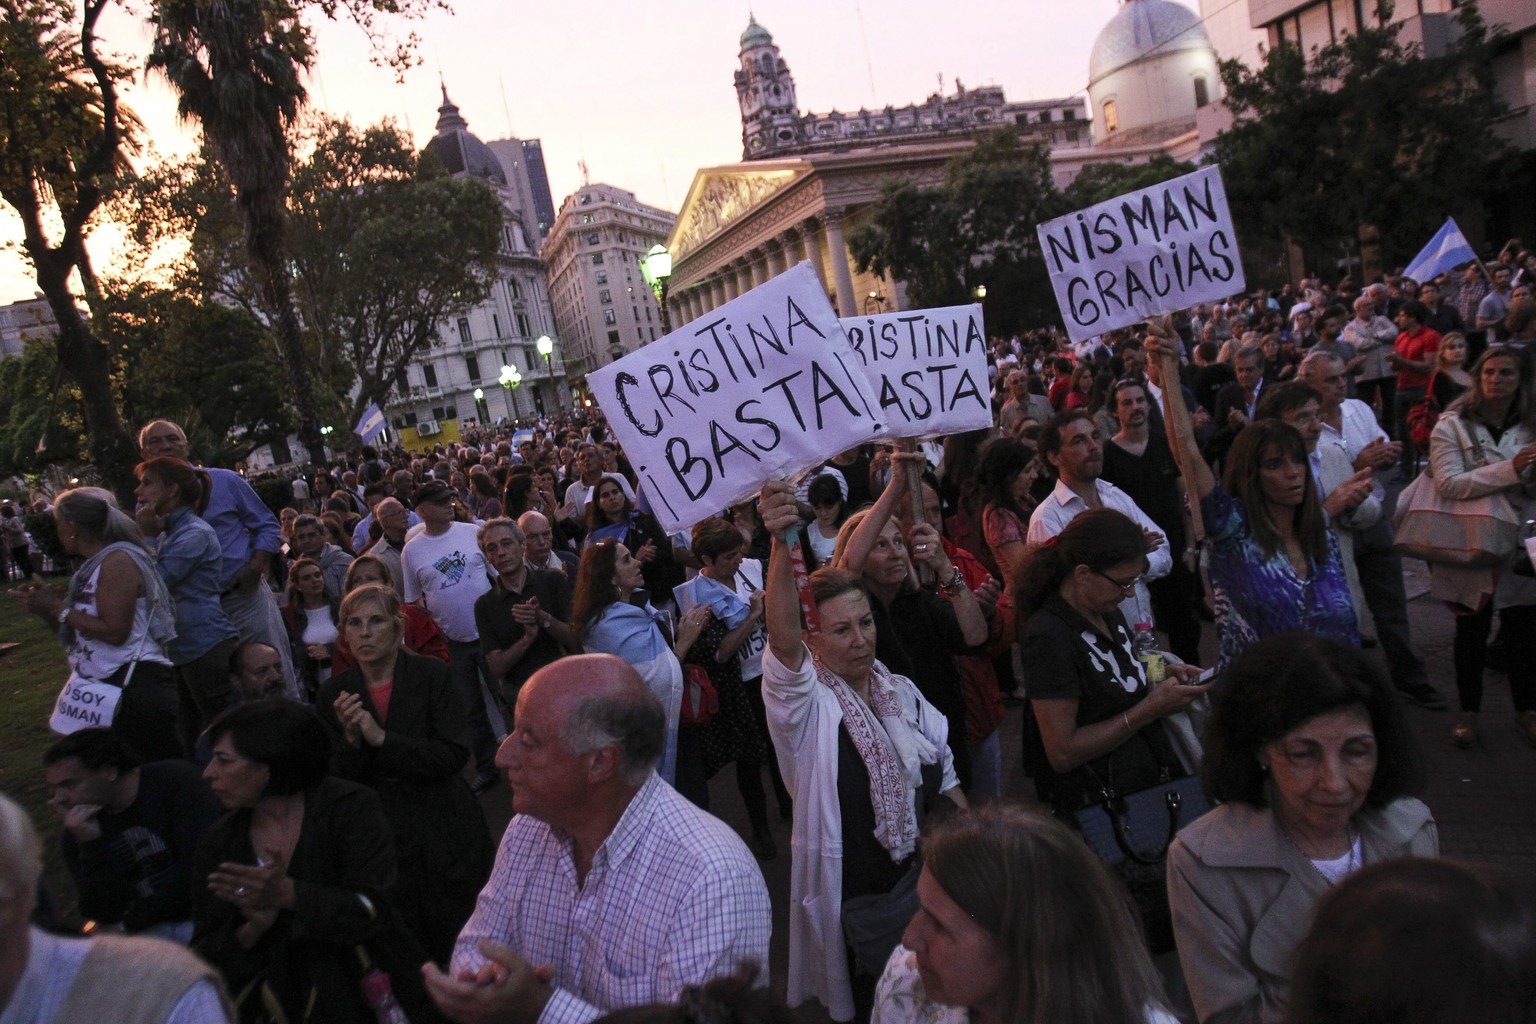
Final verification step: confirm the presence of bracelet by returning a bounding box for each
[1122,710,1133,734]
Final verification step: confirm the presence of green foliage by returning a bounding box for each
[250,475,296,516]
[0,340,82,480]
[1063,155,1196,211]
[849,130,1062,318]
[22,509,62,565]
[1213,0,1508,273]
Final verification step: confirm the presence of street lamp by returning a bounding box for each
[640,243,673,334]
[974,284,987,300]
[536,335,554,413]
[472,386,488,427]
[499,364,523,421]
[864,290,887,314]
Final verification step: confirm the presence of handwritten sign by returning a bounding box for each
[590,262,884,533]
[1037,165,1245,342]
[838,304,992,438]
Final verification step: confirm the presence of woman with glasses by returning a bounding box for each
[1145,333,1359,668]
[1015,509,1210,815]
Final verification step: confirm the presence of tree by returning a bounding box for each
[1213,0,1507,277]
[848,129,1065,330]
[0,0,143,501]
[146,0,450,466]
[116,117,503,430]
[1063,155,1196,211]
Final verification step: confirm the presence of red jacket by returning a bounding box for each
[330,604,450,675]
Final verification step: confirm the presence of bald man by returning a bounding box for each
[0,792,233,1022]
[517,510,577,584]
[425,655,770,1023]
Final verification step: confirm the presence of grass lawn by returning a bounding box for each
[0,579,83,911]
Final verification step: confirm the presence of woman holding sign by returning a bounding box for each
[1145,332,1358,667]
[758,478,966,1023]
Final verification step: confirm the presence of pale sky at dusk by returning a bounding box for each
[1,0,1154,303]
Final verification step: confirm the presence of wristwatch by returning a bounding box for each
[57,605,70,625]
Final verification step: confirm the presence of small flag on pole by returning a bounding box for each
[1403,218,1478,286]
[353,403,386,444]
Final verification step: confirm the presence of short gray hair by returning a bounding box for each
[562,688,664,786]
[1299,349,1344,377]
[478,517,525,546]
[0,793,41,900]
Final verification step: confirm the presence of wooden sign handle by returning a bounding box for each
[1149,315,1205,542]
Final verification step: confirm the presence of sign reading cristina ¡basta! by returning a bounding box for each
[838,304,992,439]
[589,262,884,534]
[1037,165,1245,343]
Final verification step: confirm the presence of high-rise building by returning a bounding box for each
[542,183,676,383]
[387,90,567,446]
[521,140,557,240]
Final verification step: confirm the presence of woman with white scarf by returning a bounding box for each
[758,478,966,1023]
[14,488,182,761]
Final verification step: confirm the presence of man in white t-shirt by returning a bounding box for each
[401,480,500,792]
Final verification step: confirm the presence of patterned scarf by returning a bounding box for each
[813,656,938,862]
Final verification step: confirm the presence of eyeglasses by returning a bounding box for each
[1095,569,1144,593]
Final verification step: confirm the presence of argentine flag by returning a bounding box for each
[353,402,386,444]
[1403,218,1478,286]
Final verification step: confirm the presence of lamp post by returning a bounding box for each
[640,243,673,334]
[864,290,887,314]
[536,335,554,413]
[472,387,488,427]
[974,284,987,301]
[499,364,522,422]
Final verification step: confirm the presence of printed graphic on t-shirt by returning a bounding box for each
[431,550,469,588]
[1080,626,1144,694]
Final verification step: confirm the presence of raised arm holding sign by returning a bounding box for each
[589,262,883,535]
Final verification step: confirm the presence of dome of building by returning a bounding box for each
[740,15,773,51]
[423,87,508,186]
[1088,0,1211,87]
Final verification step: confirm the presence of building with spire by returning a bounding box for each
[388,89,568,445]
[662,4,1217,327]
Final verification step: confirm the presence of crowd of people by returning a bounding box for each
[5,253,1536,1024]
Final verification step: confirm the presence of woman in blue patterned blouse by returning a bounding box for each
[1146,333,1358,666]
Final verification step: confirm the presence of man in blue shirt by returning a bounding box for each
[137,420,299,700]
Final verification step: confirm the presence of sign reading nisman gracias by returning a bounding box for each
[1037,165,1245,343]
[590,262,883,533]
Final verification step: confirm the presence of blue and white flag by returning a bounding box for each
[353,402,386,444]
[1403,218,1478,286]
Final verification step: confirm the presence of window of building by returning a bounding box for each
[1194,76,1209,109]
[402,411,418,426]
[580,193,592,205]
[581,214,594,224]
[457,318,472,343]
[607,330,621,345]
[465,355,481,382]
[492,314,501,337]
[596,270,607,285]
[599,289,612,304]
[432,406,445,421]
[586,232,600,246]
[592,254,604,265]
[603,309,617,325]
[1103,100,1118,134]
[516,312,531,337]
[525,350,537,370]
[423,364,438,388]
[509,279,521,300]
[443,405,456,420]
[1063,108,1076,121]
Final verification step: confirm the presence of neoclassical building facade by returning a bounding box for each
[665,4,1216,329]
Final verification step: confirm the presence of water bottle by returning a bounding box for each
[1133,622,1165,684]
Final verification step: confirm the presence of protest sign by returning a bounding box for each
[838,303,992,438]
[589,261,884,533]
[1037,165,1244,342]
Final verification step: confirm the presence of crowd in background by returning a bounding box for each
[4,248,1536,1023]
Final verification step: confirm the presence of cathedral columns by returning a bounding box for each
[748,251,767,289]
[764,241,786,279]
[801,219,829,294]
[822,208,858,317]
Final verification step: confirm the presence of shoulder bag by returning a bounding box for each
[1392,417,1521,567]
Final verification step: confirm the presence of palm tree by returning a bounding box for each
[148,0,325,465]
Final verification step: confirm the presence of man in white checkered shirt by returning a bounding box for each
[423,654,772,1023]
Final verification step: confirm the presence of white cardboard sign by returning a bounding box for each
[589,262,884,533]
[838,303,992,439]
[1037,165,1245,342]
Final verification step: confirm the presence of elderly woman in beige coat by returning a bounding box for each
[1168,633,1435,1024]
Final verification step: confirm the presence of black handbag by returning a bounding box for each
[1066,735,1211,954]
